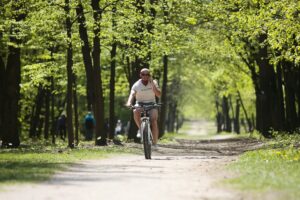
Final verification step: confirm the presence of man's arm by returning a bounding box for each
[126,90,136,106]
[151,79,161,97]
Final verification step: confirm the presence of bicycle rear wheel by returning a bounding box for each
[142,121,151,159]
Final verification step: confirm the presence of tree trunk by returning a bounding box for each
[251,113,256,130]
[245,58,260,132]
[229,95,235,125]
[123,56,139,140]
[274,63,285,131]
[222,96,231,132]
[241,35,276,136]
[159,1,169,138]
[237,91,252,132]
[1,1,26,147]
[144,0,157,65]
[108,42,117,139]
[50,77,56,144]
[91,0,106,146]
[127,58,142,142]
[254,34,276,137]
[44,86,50,139]
[215,99,222,133]
[73,75,79,146]
[296,68,300,128]
[65,0,74,148]
[37,117,44,138]
[29,86,45,138]
[159,55,168,138]
[167,102,176,132]
[76,1,94,111]
[132,0,147,68]
[282,60,297,132]
[0,56,5,140]
[234,99,240,134]
[109,4,117,140]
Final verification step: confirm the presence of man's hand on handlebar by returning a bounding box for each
[125,102,132,108]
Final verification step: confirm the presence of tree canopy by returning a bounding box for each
[0,0,299,147]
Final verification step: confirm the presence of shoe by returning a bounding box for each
[136,130,141,138]
[152,144,158,150]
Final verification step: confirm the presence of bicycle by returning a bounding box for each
[129,103,161,159]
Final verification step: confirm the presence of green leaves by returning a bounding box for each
[185,17,197,25]
[212,0,300,64]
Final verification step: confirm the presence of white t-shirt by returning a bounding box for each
[131,79,159,103]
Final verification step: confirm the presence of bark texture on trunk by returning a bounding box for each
[76,1,94,111]
[65,0,74,148]
[91,0,106,146]
[109,4,117,140]
[2,1,26,147]
[159,55,168,138]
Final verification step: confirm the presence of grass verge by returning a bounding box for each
[0,142,138,185]
[225,134,300,199]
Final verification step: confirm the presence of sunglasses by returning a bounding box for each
[141,73,150,76]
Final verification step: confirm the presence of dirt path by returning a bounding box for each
[181,119,216,136]
[0,121,264,200]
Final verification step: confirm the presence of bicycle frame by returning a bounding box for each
[140,109,153,144]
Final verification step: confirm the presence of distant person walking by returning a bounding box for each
[57,114,67,140]
[115,119,122,135]
[84,112,95,141]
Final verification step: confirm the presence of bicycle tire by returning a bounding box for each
[142,121,151,159]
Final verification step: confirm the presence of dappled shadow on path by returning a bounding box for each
[45,158,166,186]
[127,137,264,157]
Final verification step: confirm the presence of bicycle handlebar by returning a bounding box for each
[127,103,162,110]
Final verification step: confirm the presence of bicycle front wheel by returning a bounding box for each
[142,121,151,159]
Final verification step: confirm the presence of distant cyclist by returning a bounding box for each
[126,68,161,146]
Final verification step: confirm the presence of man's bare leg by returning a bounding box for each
[133,109,141,129]
[150,109,159,144]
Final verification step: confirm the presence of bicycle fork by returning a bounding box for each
[140,117,153,144]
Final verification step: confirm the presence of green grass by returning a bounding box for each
[225,134,300,199]
[0,142,138,185]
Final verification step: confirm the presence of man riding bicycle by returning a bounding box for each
[126,68,161,146]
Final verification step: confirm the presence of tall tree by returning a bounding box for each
[282,60,298,131]
[109,3,118,140]
[0,0,4,140]
[29,85,45,138]
[50,77,56,144]
[44,85,50,140]
[91,0,106,145]
[0,56,5,141]
[76,0,94,111]
[1,0,27,147]
[73,74,79,145]
[65,0,74,148]
[159,0,170,138]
